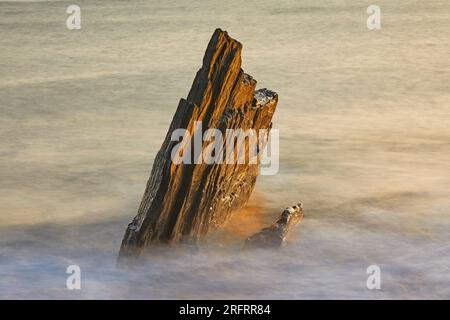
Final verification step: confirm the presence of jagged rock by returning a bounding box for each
[245,203,304,248]
[119,29,278,259]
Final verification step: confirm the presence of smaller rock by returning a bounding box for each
[245,203,304,248]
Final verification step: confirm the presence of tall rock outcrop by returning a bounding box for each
[119,29,278,259]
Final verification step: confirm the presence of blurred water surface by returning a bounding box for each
[0,0,449,299]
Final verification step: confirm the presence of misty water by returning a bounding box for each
[1,0,449,299]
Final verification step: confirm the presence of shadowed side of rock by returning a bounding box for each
[119,29,278,259]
